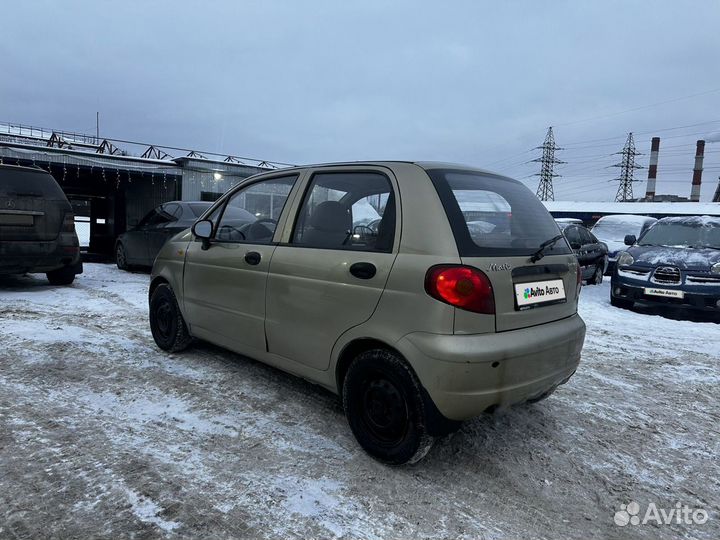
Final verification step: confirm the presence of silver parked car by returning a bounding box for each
[148,162,586,464]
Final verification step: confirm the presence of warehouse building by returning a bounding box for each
[0,123,289,257]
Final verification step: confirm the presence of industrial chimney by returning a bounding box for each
[691,140,705,202]
[644,137,660,200]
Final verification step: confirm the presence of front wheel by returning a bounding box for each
[343,349,434,465]
[589,264,604,285]
[149,283,191,352]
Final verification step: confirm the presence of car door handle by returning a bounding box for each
[349,262,376,280]
[244,251,261,265]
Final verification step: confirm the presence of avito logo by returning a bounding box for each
[524,285,560,300]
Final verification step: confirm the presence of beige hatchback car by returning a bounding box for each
[149,162,586,464]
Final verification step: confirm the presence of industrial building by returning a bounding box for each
[0,123,289,257]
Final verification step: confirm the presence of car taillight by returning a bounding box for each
[576,264,582,290]
[425,265,495,314]
[62,213,76,233]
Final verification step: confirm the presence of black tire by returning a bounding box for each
[46,266,76,285]
[589,264,603,285]
[116,242,129,270]
[149,283,191,352]
[342,349,434,465]
[611,295,633,310]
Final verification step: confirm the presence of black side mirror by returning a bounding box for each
[624,234,636,246]
[192,219,213,250]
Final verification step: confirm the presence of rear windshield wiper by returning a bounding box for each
[530,234,565,263]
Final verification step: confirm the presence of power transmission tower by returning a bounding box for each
[612,132,643,202]
[533,127,565,201]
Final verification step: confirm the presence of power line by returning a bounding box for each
[555,87,720,127]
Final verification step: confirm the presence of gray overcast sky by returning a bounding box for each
[3,0,720,200]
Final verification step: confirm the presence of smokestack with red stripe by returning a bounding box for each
[645,137,660,200]
[691,140,704,202]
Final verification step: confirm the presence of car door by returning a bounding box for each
[182,174,300,355]
[123,208,157,264]
[578,226,602,276]
[146,203,180,265]
[564,226,588,275]
[265,168,399,371]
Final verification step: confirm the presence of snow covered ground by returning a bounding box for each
[0,264,718,539]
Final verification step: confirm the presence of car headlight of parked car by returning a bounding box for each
[617,252,634,268]
[712,262,720,275]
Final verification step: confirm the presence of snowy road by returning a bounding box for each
[1,264,718,539]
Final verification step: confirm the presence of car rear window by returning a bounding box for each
[426,168,571,257]
[188,202,212,217]
[0,166,66,199]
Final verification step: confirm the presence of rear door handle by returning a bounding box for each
[245,251,261,265]
[349,262,376,279]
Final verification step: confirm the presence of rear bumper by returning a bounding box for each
[397,314,586,421]
[611,274,720,312]
[0,240,82,275]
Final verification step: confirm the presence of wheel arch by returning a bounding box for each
[334,337,460,437]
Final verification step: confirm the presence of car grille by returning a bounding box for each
[651,266,681,285]
[687,275,720,284]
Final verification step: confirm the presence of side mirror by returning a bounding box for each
[624,234,636,246]
[192,219,213,250]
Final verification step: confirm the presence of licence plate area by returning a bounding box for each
[0,214,33,226]
[644,287,684,299]
[514,279,566,309]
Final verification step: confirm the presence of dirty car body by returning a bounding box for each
[0,164,82,284]
[149,162,586,464]
[611,215,720,313]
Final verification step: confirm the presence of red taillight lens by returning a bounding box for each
[425,265,495,314]
[62,213,76,233]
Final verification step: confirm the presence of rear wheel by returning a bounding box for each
[116,243,129,270]
[611,295,633,310]
[343,349,434,465]
[46,266,76,286]
[149,283,191,352]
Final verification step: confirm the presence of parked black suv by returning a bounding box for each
[0,164,82,284]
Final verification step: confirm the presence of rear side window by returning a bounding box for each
[426,169,571,257]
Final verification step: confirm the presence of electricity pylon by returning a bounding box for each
[612,132,643,202]
[533,127,565,201]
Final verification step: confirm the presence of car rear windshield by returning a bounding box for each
[639,219,720,249]
[426,169,571,257]
[188,202,213,217]
[0,166,66,199]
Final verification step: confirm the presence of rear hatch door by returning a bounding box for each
[0,165,68,241]
[424,167,579,333]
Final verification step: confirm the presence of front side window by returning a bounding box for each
[427,169,571,257]
[292,171,396,252]
[213,175,297,244]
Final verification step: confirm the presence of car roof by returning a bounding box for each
[656,215,720,226]
[247,160,512,180]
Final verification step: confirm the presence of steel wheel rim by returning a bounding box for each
[360,375,409,446]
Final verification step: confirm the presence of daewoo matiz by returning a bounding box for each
[149,162,586,464]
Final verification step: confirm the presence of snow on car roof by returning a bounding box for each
[656,215,720,226]
[593,214,657,225]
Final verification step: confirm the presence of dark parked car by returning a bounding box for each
[611,216,720,314]
[0,164,82,284]
[116,201,215,269]
[558,222,608,285]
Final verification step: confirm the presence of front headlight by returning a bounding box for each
[712,262,720,275]
[617,252,634,268]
